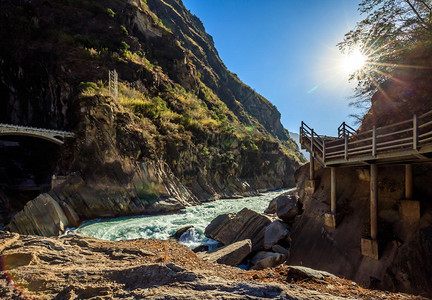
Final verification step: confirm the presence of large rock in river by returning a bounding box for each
[275,194,299,222]
[205,208,272,252]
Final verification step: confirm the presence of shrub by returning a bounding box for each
[106,8,115,18]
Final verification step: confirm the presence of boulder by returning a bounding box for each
[205,208,273,252]
[286,266,336,281]
[264,221,289,249]
[7,194,70,236]
[276,194,299,222]
[264,197,278,214]
[173,226,194,240]
[198,239,252,266]
[271,244,290,258]
[251,251,286,270]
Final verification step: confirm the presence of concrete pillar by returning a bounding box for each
[405,164,413,200]
[309,152,315,180]
[331,167,337,214]
[370,164,378,240]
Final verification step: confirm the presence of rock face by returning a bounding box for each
[288,163,432,297]
[198,239,252,266]
[0,0,304,234]
[204,208,273,252]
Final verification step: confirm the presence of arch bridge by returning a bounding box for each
[0,123,75,145]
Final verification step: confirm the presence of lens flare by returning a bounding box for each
[342,49,367,74]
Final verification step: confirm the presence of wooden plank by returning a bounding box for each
[376,119,412,132]
[419,110,432,119]
[419,135,432,144]
[349,148,373,156]
[377,141,412,151]
[377,127,412,139]
[377,136,412,147]
[418,119,432,129]
[348,136,373,145]
[418,131,432,138]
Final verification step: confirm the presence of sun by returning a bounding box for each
[342,49,367,75]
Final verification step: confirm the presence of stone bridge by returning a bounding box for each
[0,123,75,145]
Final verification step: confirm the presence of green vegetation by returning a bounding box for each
[106,8,116,18]
[120,25,129,36]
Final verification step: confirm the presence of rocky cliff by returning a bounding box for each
[288,164,432,297]
[0,0,304,233]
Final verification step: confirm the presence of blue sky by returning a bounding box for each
[182,0,364,136]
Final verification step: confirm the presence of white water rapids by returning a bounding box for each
[73,189,290,249]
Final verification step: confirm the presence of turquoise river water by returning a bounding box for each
[73,189,290,249]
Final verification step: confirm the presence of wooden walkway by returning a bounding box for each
[0,123,74,145]
[300,111,432,259]
[300,110,432,167]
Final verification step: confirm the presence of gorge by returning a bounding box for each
[1,0,432,299]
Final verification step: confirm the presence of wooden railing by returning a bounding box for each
[300,110,432,166]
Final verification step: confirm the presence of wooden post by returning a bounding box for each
[310,153,315,180]
[344,135,348,160]
[413,114,418,150]
[311,129,315,153]
[370,164,378,240]
[372,126,376,157]
[405,164,413,200]
[331,167,337,214]
[323,139,326,162]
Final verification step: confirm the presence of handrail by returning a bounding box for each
[300,109,432,165]
[0,123,75,137]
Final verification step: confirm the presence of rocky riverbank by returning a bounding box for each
[0,231,424,299]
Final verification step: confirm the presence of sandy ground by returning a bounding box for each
[0,231,426,299]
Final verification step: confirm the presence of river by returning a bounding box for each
[73,189,290,249]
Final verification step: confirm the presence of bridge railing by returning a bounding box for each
[0,123,75,137]
[300,109,432,165]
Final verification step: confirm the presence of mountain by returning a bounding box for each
[0,0,305,233]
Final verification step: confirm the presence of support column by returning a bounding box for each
[331,167,337,214]
[325,167,338,228]
[405,164,413,200]
[309,152,315,180]
[305,153,316,195]
[361,164,379,259]
[400,164,420,222]
[370,164,378,240]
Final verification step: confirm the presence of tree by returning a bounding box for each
[338,0,432,111]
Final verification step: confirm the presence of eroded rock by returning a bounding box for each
[251,251,286,270]
[198,239,252,266]
[204,208,273,252]
[276,194,299,222]
[264,221,289,249]
[7,194,70,236]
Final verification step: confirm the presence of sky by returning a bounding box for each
[182,0,364,136]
